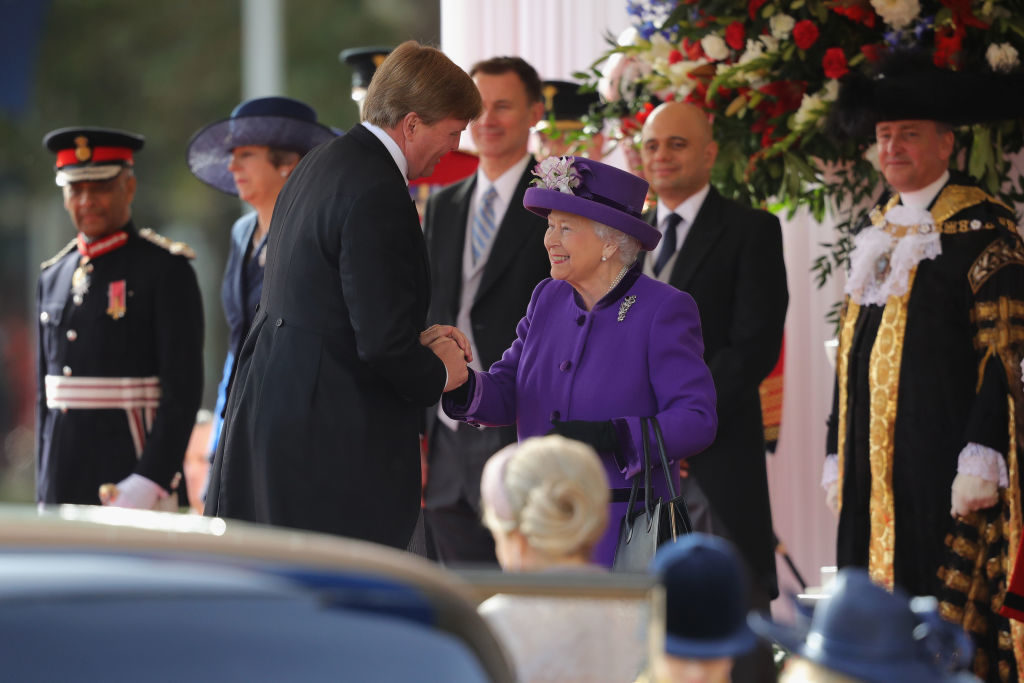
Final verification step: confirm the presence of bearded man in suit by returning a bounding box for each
[206,41,481,550]
[422,56,551,564]
[641,101,788,683]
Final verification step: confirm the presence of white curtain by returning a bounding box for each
[441,0,844,603]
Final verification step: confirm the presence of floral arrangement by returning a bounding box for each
[577,0,1024,293]
[532,156,583,194]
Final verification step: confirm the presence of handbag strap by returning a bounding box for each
[640,417,655,519]
[649,417,678,499]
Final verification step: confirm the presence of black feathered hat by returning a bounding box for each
[828,50,1024,141]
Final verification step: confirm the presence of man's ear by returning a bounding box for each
[402,111,421,140]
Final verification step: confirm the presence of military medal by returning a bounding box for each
[107,280,127,320]
[71,257,91,302]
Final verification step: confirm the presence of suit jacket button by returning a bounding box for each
[275,318,283,327]
[575,315,585,326]
[66,330,77,342]
[550,410,560,421]
[62,366,72,377]
[559,360,572,372]
[40,311,49,323]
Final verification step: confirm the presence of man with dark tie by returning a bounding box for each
[640,101,788,683]
[422,56,551,564]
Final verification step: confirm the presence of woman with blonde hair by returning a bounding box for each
[478,435,648,682]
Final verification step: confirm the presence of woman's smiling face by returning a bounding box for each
[543,210,608,288]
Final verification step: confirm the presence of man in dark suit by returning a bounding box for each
[422,56,550,564]
[206,41,482,550]
[641,101,788,683]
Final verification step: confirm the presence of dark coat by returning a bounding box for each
[422,162,550,510]
[36,222,204,504]
[205,125,446,548]
[646,187,788,597]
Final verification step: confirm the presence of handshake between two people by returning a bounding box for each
[420,324,472,392]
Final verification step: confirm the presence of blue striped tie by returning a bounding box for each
[472,185,499,265]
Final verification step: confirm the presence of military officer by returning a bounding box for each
[36,127,203,508]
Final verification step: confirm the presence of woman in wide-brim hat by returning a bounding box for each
[185,96,336,508]
[443,156,717,567]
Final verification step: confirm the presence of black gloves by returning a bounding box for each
[549,419,619,452]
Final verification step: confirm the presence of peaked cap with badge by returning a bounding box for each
[36,126,204,509]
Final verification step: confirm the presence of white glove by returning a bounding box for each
[100,474,167,510]
[825,482,839,517]
[950,473,999,518]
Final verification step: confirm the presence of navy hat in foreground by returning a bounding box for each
[186,96,336,195]
[649,534,758,659]
[748,568,975,682]
[43,127,144,187]
[538,80,600,132]
[339,46,392,101]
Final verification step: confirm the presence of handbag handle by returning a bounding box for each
[650,416,692,535]
[623,417,657,541]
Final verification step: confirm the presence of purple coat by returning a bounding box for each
[444,265,717,565]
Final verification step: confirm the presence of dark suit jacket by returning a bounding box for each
[206,125,446,548]
[422,161,550,509]
[646,186,788,597]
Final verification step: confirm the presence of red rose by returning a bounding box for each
[668,49,684,65]
[830,3,877,28]
[748,0,768,20]
[822,48,849,79]
[725,21,746,50]
[933,25,964,68]
[860,43,884,63]
[792,20,819,50]
[681,37,704,61]
[634,102,656,125]
[685,81,709,105]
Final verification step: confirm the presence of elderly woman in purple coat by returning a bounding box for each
[443,156,717,566]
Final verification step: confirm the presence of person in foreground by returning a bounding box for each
[749,567,979,682]
[205,41,481,549]
[444,155,717,566]
[186,96,336,501]
[37,127,203,509]
[476,435,648,682]
[647,534,758,683]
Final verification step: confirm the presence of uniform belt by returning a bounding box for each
[45,375,161,410]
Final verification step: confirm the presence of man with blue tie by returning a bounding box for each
[641,101,788,683]
[422,56,551,565]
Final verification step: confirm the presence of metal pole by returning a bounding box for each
[241,0,284,99]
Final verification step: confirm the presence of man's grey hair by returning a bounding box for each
[592,221,641,266]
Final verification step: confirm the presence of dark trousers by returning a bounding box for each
[423,420,505,567]
[682,477,776,683]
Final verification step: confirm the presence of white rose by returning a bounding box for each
[822,79,840,102]
[760,35,780,53]
[793,93,824,130]
[986,43,1020,73]
[701,34,729,61]
[769,14,795,39]
[870,0,921,30]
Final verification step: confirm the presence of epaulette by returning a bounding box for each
[969,237,1024,294]
[138,228,196,259]
[40,238,77,270]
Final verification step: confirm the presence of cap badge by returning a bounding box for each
[74,136,92,162]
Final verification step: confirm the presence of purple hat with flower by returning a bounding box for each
[187,96,337,195]
[523,156,660,251]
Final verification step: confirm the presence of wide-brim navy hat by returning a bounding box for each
[748,568,975,682]
[649,534,758,659]
[524,156,660,251]
[187,96,336,195]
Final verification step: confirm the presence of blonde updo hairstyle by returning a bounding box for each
[481,435,610,561]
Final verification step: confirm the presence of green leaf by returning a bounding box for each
[968,126,993,180]
[791,0,805,9]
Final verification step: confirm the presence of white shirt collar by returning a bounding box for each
[361,121,409,185]
[475,153,532,204]
[656,183,711,228]
[899,170,949,211]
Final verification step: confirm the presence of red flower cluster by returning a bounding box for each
[933,24,965,68]
[748,0,768,20]
[860,43,884,63]
[792,20,820,50]
[830,2,877,28]
[822,47,849,79]
[725,21,746,50]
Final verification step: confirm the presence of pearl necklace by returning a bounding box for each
[607,264,629,292]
